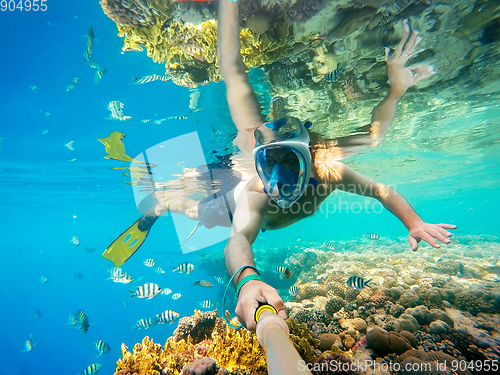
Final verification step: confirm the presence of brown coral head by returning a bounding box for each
[182,358,217,375]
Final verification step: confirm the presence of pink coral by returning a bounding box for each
[370,294,390,307]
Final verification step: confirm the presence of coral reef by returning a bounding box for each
[394,349,473,375]
[181,358,217,375]
[325,296,345,316]
[287,318,322,364]
[310,352,353,375]
[173,310,217,344]
[366,327,415,356]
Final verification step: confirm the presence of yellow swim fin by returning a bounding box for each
[102,214,158,267]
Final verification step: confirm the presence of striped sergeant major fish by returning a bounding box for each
[22,334,35,352]
[324,66,343,82]
[172,262,195,274]
[213,276,225,285]
[78,310,90,333]
[289,285,299,297]
[156,309,180,324]
[130,283,162,299]
[85,59,100,69]
[87,27,95,52]
[84,46,92,61]
[107,101,131,121]
[108,267,124,279]
[363,233,380,240]
[79,363,102,375]
[155,266,165,274]
[134,317,157,330]
[143,258,156,267]
[171,293,182,300]
[199,300,214,309]
[94,68,107,84]
[167,115,188,120]
[94,340,110,357]
[161,288,172,296]
[346,276,372,290]
[275,266,293,279]
[131,74,171,84]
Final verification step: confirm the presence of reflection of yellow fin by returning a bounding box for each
[97,131,143,163]
[102,215,158,267]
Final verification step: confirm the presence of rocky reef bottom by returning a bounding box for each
[114,235,500,374]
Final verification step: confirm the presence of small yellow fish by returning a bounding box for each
[193,280,212,287]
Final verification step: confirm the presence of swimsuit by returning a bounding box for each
[196,159,242,229]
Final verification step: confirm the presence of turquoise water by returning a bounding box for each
[1,2,500,375]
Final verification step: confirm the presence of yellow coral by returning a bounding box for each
[104,3,294,88]
[208,326,267,374]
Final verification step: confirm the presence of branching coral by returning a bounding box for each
[287,318,322,364]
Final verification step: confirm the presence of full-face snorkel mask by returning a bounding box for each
[253,117,315,208]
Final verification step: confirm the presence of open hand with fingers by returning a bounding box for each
[385,19,435,97]
[408,222,457,251]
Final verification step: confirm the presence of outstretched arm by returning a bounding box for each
[323,19,434,158]
[224,182,286,331]
[217,0,264,154]
[370,19,434,138]
[332,162,456,251]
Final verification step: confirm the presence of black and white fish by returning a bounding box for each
[172,262,195,274]
[66,77,79,93]
[134,317,158,330]
[363,233,380,240]
[85,60,101,69]
[276,266,293,279]
[346,276,372,290]
[324,66,343,82]
[168,115,188,120]
[108,267,125,279]
[213,276,225,285]
[107,100,132,121]
[161,288,172,296]
[94,68,107,84]
[85,26,95,56]
[130,283,162,299]
[325,241,343,251]
[94,340,110,357]
[78,310,90,333]
[289,285,299,297]
[79,363,101,375]
[199,300,215,309]
[155,266,165,274]
[131,74,171,84]
[156,309,180,324]
[171,293,182,300]
[143,258,156,267]
[65,140,75,151]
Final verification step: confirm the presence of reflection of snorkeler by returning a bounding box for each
[216,0,456,332]
[104,2,457,328]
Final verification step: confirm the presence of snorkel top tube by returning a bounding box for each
[253,117,314,208]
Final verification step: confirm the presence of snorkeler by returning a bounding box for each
[216,0,456,331]
[102,0,457,332]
